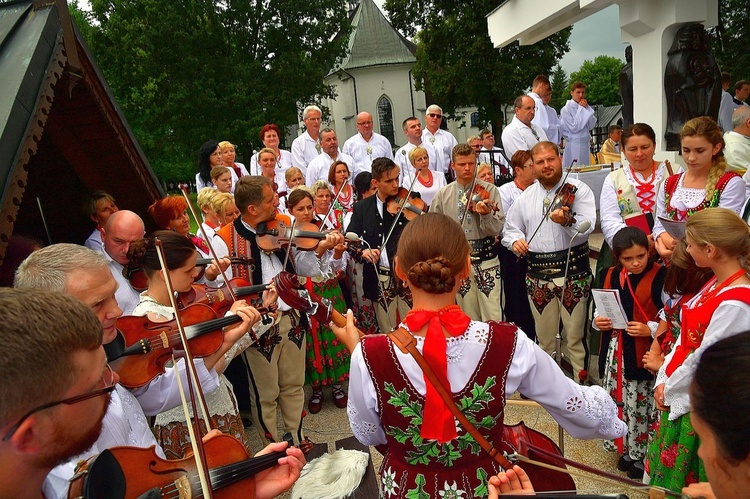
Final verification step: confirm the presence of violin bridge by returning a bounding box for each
[159,331,169,349]
[174,475,192,498]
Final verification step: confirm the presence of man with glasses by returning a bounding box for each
[291,105,324,174]
[502,95,548,159]
[422,104,458,179]
[0,288,111,498]
[343,111,394,177]
[478,129,510,178]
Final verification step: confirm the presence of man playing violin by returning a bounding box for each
[502,141,596,382]
[430,143,505,322]
[0,289,111,499]
[97,209,145,315]
[213,175,343,446]
[346,157,412,334]
[15,244,303,497]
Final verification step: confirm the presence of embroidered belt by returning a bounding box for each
[527,243,590,280]
[470,237,497,264]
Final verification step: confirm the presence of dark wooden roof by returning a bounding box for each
[0,0,163,263]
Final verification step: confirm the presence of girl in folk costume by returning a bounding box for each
[646,208,750,491]
[329,160,356,213]
[196,187,220,240]
[594,227,667,479]
[339,213,626,498]
[642,240,712,377]
[401,146,447,207]
[287,188,350,414]
[653,117,746,260]
[127,231,269,459]
[597,123,675,280]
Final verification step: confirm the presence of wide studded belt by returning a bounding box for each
[470,237,497,264]
[527,243,590,280]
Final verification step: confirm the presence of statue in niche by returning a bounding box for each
[664,23,721,150]
[619,45,634,127]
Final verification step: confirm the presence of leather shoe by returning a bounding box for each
[332,386,348,409]
[308,391,323,414]
[617,455,634,471]
[627,461,644,479]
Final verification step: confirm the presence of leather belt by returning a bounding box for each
[377,265,391,276]
[527,243,590,280]
[470,237,497,264]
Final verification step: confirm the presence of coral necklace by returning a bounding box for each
[417,169,434,188]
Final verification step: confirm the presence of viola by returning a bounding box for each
[255,214,332,252]
[466,184,500,213]
[177,278,271,315]
[67,433,292,499]
[107,302,272,389]
[386,187,427,220]
[550,182,578,226]
[123,257,254,292]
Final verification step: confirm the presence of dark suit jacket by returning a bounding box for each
[345,195,408,302]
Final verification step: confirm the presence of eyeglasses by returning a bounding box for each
[357,121,373,126]
[427,113,442,119]
[305,117,322,122]
[2,364,115,442]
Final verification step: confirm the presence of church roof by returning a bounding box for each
[336,0,416,72]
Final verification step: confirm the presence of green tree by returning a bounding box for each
[80,0,349,182]
[383,0,571,131]
[569,55,623,106]
[710,0,750,84]
[549,64,569,111]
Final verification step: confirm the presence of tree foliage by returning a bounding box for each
[710,0,750,83]
[383,0,571,130]
[76,0,349,181]
[569,55,623,107]
[549,64,569,112]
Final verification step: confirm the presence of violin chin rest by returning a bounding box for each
[82,449,127,499]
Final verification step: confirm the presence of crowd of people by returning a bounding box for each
[2,72,750,498]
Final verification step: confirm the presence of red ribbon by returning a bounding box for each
[403,305,471,443]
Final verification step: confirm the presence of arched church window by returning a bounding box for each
[377,95,395,145]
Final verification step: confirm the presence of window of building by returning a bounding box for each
[470,111,479,128]
[377,95,395,145]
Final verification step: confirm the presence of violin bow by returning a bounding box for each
[525,159,577,248]
[459,154,481,229]
[154,237,215,498]
[380,172,419,254]
[179,185,238,302]
[320,179,346,231]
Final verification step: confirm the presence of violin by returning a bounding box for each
[123,257,254,292]
[106,302,272,389]
[177,278,271,315]
[255,214,334,252]
[386,187,427,220]
[550,182,578,226]
[466,184,500,213]
[67,433,292,498]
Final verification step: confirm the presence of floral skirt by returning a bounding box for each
[305,278,350,389]
[645,411,706,491]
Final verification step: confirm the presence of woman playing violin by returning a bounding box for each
[127,231,271,459]
[288,188,350,414]
[401,146,446,207]
[336,213,626,498]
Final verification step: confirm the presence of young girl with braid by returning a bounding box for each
[653,117,745,260]
[337,213,626,498]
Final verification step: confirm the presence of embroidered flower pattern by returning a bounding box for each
[566,396,583,412]
[382,467,400,497]
[438,481,466,498]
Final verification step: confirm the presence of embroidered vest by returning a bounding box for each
[361,322,517,498]
[666,286,750,377]
[663,171,738,220]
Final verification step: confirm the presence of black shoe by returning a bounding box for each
[617,455,634,471]
[627,460,644,479]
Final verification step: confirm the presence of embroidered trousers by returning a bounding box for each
[457,256,503,322]
[374,274,411,333]
[526,273,592,378]
[239,313,306,445]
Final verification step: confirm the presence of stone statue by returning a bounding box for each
[619,45,634,127]
[664,23,721,150]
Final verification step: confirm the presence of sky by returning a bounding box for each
[371,1,625,76]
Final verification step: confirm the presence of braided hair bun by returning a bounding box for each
[407,256,456,294]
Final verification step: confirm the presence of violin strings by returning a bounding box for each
[134,315,242,354]
[183,452,286,494]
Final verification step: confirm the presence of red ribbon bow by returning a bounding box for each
[403,305,471,443]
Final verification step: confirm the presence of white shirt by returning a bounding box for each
[725,130,750,172]
[501,116,548,159]
[248,150,294,177]
[651,172,746,241]
[348,321,627,446]
[502,177,596,253]
[195,167,239,193]
[560,99,596,167]
[529,92,549,137]
[718,90,738,132]
[342,132,394,178]
[305,151,355,187]
[401,170,447,207]
[545,105,561,145]
[422,127,458,175]
[394,142,438,184]
[657,284,750,419]
[498,179,535,215]
[291,131,320,174]
[97,246,141,316]
[84,228,103,252]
